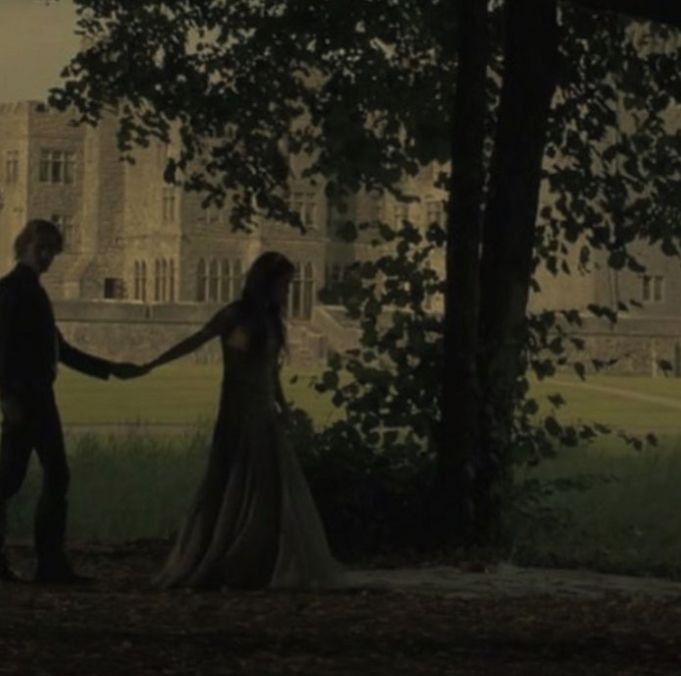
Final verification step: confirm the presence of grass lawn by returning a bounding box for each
[511,440,681,578]
[7,365,681,577]
[54,359,339,428]
[532,374,681,435]
[55,362,681,435]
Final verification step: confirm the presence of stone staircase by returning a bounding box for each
[310,304,362,355]
[281,304,365,369]
[287,321,328,369]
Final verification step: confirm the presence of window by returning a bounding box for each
[642,275,665,303]
[369,191,385,224]
[233,259,243,297]
[140,262,147,302]
[160,259,168,301]
[39,150,75,184]
[133,261,142,300]
[393,202,409,227]
[303,197,317,228]
[162,187,176,223]
[51,214,75,251]
[204,205,221,225]
[154,259,161,301]
[654,276,664,302]
[208,259,219,301]
[169,260,176,302]
[147,259,174,302]
[220,260,231,301]
[220,258,244,302]
[148,259,174,302]
[5,151,18,184]
[289,263,302,318]
[303,262,314,319]
[290,191,318,228]
[104,277,125,300]
[196,259,207,301]
[288,262,315,319]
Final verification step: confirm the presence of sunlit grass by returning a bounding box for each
[12,364,678,575]
[54,360,341,428]
[54,362,681,435]
[531,374,681,434]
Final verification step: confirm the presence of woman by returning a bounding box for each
[149,252,343,590]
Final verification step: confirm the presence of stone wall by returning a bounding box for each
[54,300,328,368]
[44,299,681,377]
[548,316,681,377]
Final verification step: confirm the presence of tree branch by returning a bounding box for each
[569,0,681,28]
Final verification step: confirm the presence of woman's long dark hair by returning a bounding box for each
[237,251,295,354]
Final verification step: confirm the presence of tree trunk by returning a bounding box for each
[474,0,560,542]
[438,0,489,544]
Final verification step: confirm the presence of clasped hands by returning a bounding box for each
[110,361,152,380]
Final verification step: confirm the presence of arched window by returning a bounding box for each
[208,259,219,301]
[233,259,243,297]
[133,261,140,300]
[160,259,168,301]
[169,260,176,302]
[220,259,232,302]
[289,262,303,318]
[196,259,207,302]
[303,262,314,319]
[141,261,147,302]
[154,259,161,302]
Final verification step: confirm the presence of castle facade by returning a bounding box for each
[1,100,679,373]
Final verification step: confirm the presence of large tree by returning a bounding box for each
[51,0,681,544]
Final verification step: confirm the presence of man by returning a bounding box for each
[0,219,145,584]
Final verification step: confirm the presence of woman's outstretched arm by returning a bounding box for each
[146,327,214,370]
[146,305,238,370]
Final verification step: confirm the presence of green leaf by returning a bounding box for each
[544,416,562,437]
[607,250,626,270]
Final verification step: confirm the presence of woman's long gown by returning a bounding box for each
[154,327,343,590]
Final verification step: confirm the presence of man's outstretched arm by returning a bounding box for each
[56,329,146,380]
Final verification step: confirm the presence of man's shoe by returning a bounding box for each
[0,558,25,584]
[34,562,93,585]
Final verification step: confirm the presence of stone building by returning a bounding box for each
[0,100,679,373]
[0,100,446,317]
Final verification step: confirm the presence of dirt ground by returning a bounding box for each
[2,542,681,675]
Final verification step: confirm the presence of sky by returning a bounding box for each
[0,0,79,103]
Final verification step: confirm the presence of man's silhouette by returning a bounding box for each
[0,219,144,584]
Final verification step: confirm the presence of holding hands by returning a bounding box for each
[110,362,151,380]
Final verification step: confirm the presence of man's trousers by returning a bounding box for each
[0,387,69,566]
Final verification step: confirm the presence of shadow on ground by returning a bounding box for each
[2,542,681,675]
